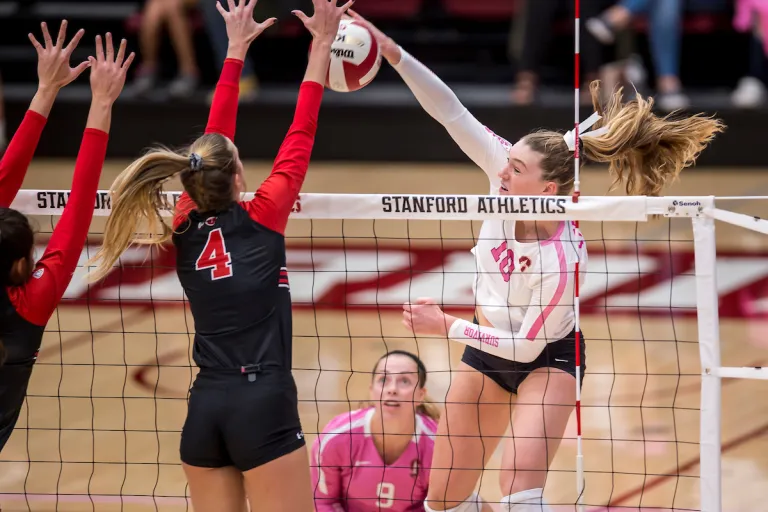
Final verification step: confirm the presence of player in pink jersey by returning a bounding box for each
[350,11,724,512]
[312,351,450,511]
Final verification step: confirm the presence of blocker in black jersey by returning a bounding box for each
[172,77,324,472]
[173,204,294,373]
[174,202,306,471]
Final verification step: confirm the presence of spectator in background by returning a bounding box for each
[585,0,689,111]
[732,0,768,107]
[199,0,261,101]
[128,0,200,98]
[511,0,617,105]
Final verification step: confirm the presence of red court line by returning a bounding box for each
[594,422,768,509]
[132,349,190,396]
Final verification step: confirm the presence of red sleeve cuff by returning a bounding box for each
[83,127,109,139]
[221,59,245,86]
[25,109,48,125]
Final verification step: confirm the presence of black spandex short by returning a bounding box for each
[179,367,305,471]
[461,318,586,395]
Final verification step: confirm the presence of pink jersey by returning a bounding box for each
[311,407,437,512]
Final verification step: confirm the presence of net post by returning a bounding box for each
[692,216,722,512]
[573,1,584,509]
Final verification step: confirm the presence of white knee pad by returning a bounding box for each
[424,492,483,512]
[500,488,552,511]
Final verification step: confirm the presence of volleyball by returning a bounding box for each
[325,19,381,92]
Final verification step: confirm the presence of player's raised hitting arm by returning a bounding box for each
[238,0,352,236]
[8,34,134,326]
[0,20,90,207]
[348,10,508,185]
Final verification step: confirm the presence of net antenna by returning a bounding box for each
[573,0,585,509]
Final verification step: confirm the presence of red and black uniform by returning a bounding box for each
[0,113,109,452]
[174,59,324,471]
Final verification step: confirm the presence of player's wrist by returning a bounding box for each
[226,42,249,61]
[381,41,401,65]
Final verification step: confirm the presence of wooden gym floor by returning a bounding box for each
[1,160,768,511]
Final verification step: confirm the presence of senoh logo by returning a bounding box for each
[672,200,702,207]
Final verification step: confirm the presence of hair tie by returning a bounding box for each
[563,111,611,151]
[189,153,203,171]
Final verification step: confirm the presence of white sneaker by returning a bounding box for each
[732,76,766,108]
[586,17,616,44]
[658,91,690,111]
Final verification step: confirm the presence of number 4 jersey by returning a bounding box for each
[172,201,293,372]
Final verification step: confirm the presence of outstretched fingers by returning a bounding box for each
[41,21,53,48]
[338,0,355,13]
[63,28,85,56]
[56,19,68,48]
[105,33,114,63]
[122,51,136,71]
[115,37,126,65]
[95,34,105,62]
[259,17,277,31]
[292,9,309,24]
[28,32,44,54]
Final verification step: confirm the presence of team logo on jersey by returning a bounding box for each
[410,459,420,477]
[279,267,290,290]
[518,256,531,272]
[197,217,217,229]
[32,268,44,279]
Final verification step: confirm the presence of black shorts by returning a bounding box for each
[461,322,586,395]
[179,368,305,472]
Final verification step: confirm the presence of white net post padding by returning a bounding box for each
[692,216,722,512]
[9,190,726,509]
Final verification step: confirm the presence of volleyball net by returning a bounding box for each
[2,190,767,511]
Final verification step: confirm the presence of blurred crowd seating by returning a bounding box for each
[0,0,759,108]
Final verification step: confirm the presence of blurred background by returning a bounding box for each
[0,0,763,164]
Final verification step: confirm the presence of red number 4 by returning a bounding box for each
[491,241,515,282]
[196,228,233,280]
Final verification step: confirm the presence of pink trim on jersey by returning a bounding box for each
[539,221,565,246]
[524,241,568,341]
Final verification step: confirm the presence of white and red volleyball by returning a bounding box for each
[325,19,381,92]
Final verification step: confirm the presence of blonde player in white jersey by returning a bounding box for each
[350,11,724,512]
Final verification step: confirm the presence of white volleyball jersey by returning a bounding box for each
[472,218,587,342]
[391,49,588,343]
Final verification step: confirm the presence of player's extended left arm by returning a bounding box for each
[13,119,109,326]
[172,57,243,228]
[446,271,575,363]
[0,103,50,207]
[240,80,325,236]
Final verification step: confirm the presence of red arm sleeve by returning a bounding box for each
[240,82,324,235]
[0,111,47,207]
[172,59,244,229]
[8,128,109,326]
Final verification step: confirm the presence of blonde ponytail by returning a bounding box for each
[86,148,189,282]
[416,396,441,421]
[581,80,725,197]
[522,80,725,197]
[87,132,239,283]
